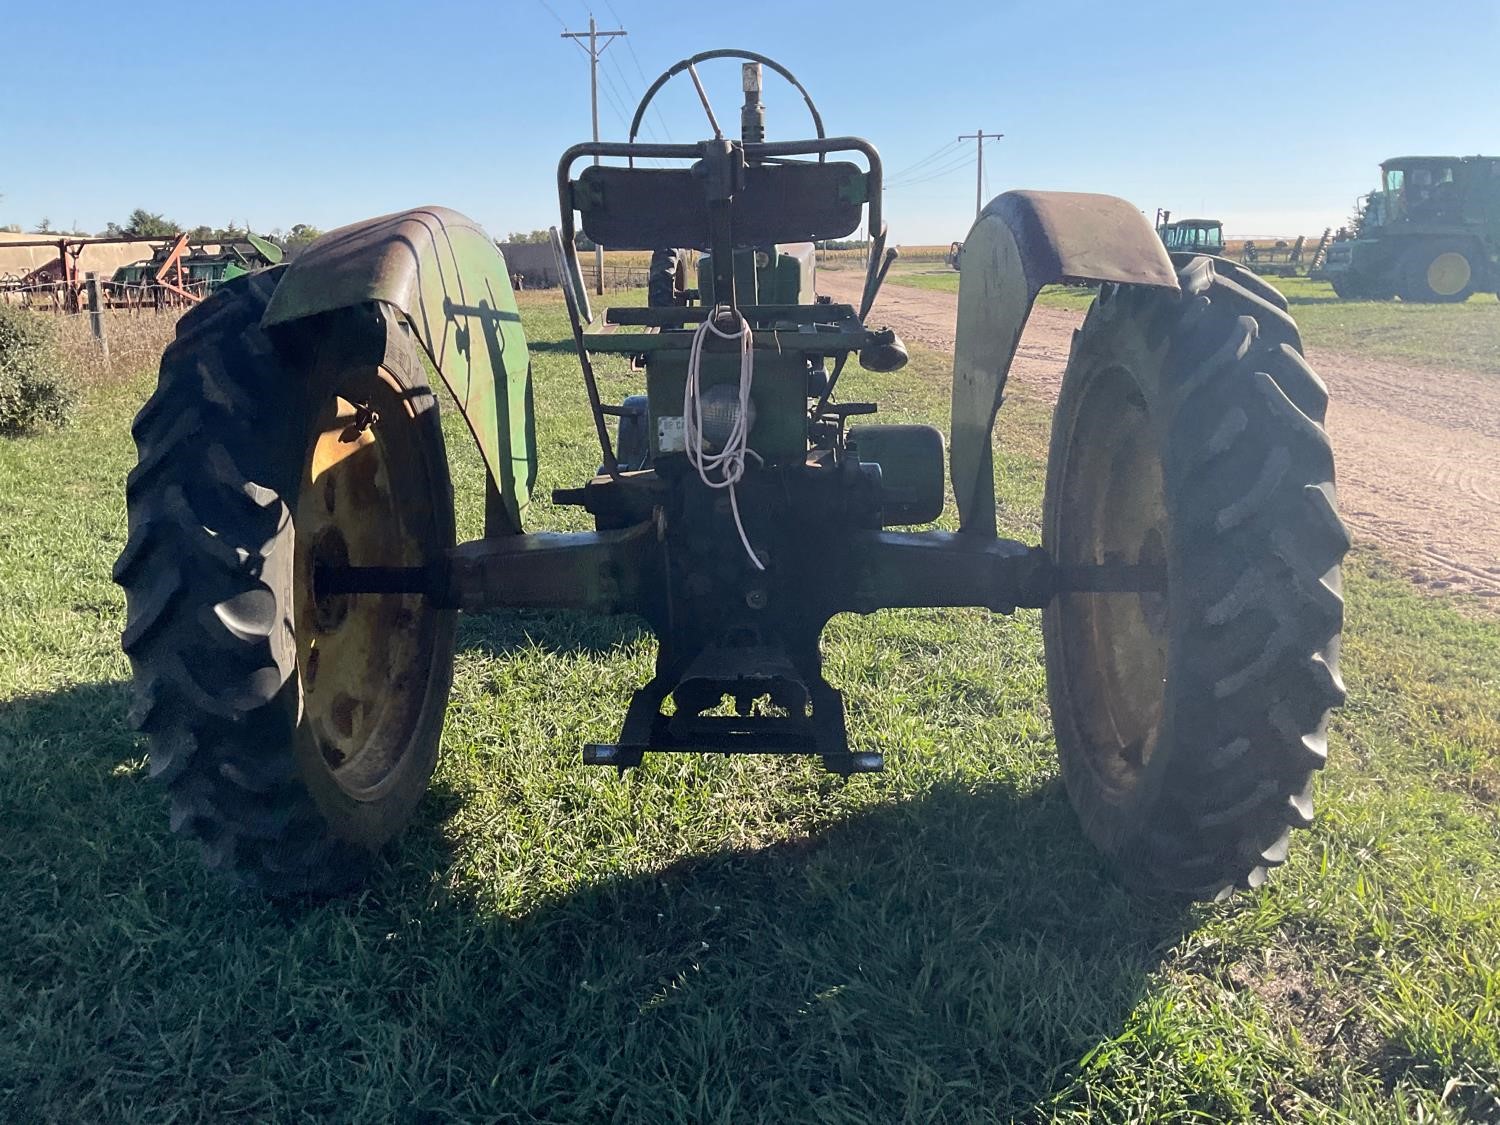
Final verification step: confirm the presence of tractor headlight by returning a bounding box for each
[697,384,756,451]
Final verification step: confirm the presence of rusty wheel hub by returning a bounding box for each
[293,379,446,799]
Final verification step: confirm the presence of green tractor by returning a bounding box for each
[1314,155,1500,301]
[115,50,1346,900]
[1154,211,1226,256]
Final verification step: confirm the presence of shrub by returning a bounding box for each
[0,305,77,436]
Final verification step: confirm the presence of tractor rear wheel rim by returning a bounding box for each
[1053,364,1168,800]
[1427,251,1471,297]
[292,373,445,801]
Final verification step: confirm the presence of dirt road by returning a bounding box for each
[823,271,1500,602]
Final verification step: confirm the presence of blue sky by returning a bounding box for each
[4,0,1497,243]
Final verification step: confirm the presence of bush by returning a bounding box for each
[0,305,77,436]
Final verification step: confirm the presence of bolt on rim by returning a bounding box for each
[292,374,448,801]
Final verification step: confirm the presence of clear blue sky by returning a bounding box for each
[4,0,1497,243]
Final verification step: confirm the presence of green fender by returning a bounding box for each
[262,206,535,532]
[951,191,1179,537]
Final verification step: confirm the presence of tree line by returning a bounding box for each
[1,209,323,250]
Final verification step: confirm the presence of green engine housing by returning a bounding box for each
[644,346,810,466]
[696,242,815,306]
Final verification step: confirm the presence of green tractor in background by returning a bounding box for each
[1314,155,1500,301]
[114,50,1346,901]
[1154,212,1226,256]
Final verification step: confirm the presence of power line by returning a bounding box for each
[599,41,668,167]
[597,61,634,132]
[885,139,964,183]
[957,129,1003,220]
[561,14,628,294]
[886,149,977,190]
[605,0,673,142]
[888,142,980,183]
[888,150,975,187]
[886,156,975,193]
[604,50,649,137]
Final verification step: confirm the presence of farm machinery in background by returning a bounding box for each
[1242,233,1329,278]
[0,231,283,311]
[116,50,1346,904]
[1154,212,1225,256]
[1313,154,1500,301]
[1153,211,1333,279]
[109,232,283,307]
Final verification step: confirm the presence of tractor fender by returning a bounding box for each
[262,206,535,533]
[951,190,1178,536]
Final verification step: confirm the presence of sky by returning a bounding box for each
[3,0,1498,244]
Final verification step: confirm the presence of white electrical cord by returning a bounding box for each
[683,306,765,571]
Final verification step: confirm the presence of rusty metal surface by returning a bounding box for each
[951,190,1178,537]
[151,234,200,305]
[264,207,536,530]
[990,191,1180,293]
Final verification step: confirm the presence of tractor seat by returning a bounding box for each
[573,158,867,251]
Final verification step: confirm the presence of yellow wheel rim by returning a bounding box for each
[293,372,446,801]
[1427,251,1471,297]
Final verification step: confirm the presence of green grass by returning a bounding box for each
[883,265,1500,372]
[881,263,1098,311]
[1267,276,1500,374]
[1,292,1498,1121]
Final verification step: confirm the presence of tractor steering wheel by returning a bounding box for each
[627,49,827,159]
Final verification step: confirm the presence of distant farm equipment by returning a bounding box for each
[110,233,283,306]
[1242,230,1336,278]
[1,232,283,312]
[1313,154,1500,301]
[1154,212,1224,256]
[1155,211,1335,278]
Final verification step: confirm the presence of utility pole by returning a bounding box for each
[958,129,1004,220]
[562,15,627,295]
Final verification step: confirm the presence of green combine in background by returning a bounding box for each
[1315,155,1500,301]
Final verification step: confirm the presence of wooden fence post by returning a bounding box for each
[85,272,109,366]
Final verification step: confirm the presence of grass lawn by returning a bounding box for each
[1271,276,1500,374]
[2,292,1498,1121]
[879,262,1099,312]
[882,264,1500,373]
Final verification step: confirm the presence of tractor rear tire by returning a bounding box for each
[1043,254,1348,900]
[1398,240,1478,303]
[648,248,684,307]
[114,270,457,895]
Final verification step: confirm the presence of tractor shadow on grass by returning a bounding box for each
[381,775,1195,1118]
[1,678,1195,1120]
[523,337,593,355]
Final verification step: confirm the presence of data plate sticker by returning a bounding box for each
[657,415,686,453]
